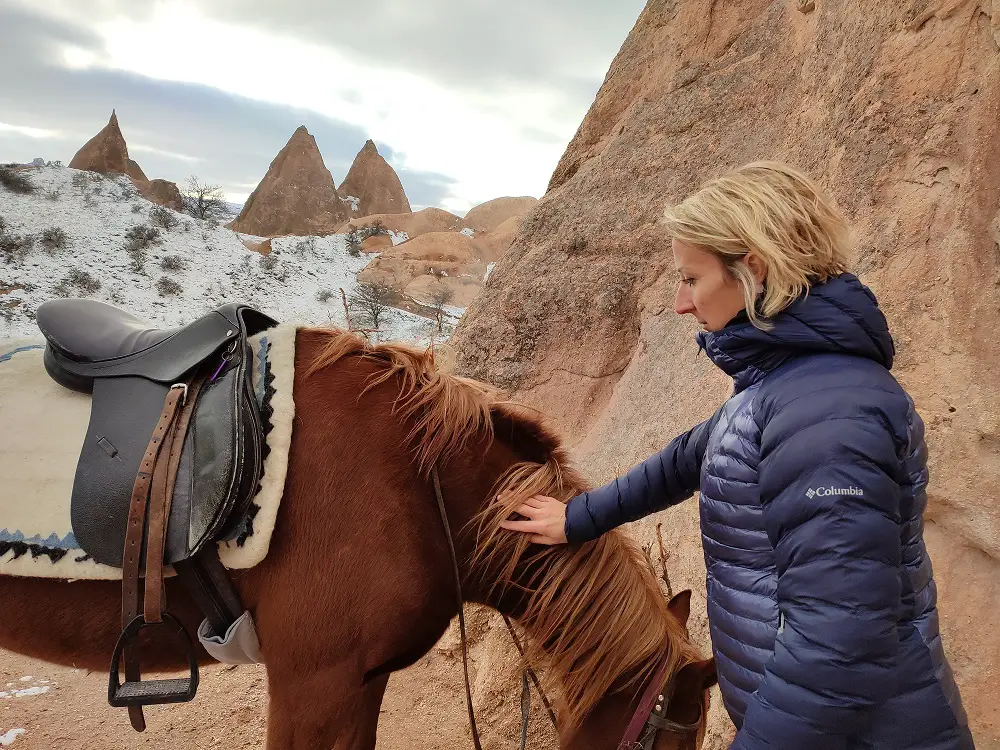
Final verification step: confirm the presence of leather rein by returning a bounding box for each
[429,466,701,750]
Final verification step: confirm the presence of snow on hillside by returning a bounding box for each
[0,166,454,345]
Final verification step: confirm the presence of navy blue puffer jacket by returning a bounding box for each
[564,274,974,748]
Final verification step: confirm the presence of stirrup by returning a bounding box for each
[108,613,199,707]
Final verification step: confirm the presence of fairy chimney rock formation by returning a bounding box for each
[338,140,411,217]
[68,110,184,212]
[230,126,348,237]
[69,110,130,175]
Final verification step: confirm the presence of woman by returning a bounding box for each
[501,163,974,748]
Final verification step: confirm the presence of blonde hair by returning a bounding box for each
[662,161,852,328]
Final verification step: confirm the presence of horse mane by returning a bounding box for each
[307,327,698,730]
[306,327,498,476]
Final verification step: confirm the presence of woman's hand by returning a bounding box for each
[499,494,569,545]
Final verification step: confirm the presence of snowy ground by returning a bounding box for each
[0,165,460,346]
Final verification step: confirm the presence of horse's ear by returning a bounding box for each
[677,657,717,691]
[667,589,692,627]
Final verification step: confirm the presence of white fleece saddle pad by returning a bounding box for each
[0,324,297,579]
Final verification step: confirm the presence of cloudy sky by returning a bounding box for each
[0,0,645,214]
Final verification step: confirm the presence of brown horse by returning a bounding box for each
[0,327,716,749]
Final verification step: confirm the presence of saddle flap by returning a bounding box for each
[71,376,174,565]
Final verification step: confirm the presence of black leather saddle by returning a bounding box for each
[37,298,278,566]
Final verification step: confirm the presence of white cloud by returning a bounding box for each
[129,143,201,164]
[0,122,61,139]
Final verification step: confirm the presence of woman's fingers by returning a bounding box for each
[529,534,559,546]
[500,518,542,533]
[496,492,557,507]
[508,500,558,520]
[504,503,535,520]
[498,520,560,545]
[496,492,568,545]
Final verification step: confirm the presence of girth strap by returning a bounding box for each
[174,546,244,637]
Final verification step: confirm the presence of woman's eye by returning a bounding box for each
[683,277,695,286]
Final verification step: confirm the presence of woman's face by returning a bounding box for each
[672,239,756,332]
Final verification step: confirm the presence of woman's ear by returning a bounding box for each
[745,251,767,287]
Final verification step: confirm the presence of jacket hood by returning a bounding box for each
[696,273,895,392]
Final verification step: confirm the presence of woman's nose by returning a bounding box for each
[675,284,695,316]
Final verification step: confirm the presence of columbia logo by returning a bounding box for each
[806,486,864,498]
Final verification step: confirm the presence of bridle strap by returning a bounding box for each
[503,614,559,749]
[502,614,558,727]
[519,670,530,750]
[618,653,674,749]
[431,465,484,750]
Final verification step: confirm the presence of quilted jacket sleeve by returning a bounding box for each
[731,388,905,750]
[563,414,718,544]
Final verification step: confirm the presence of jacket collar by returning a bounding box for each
[696,273,895,393]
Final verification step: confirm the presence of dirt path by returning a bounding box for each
[0,648,469,749]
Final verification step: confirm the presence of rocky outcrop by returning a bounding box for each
[230,126,348,237]
[125,159,148,184]
[69,111,184,213]
[139,179,183,212]
[358,232,487,308]
[361,234,393,253]
[240,237,273,255]
[474,213,530,263]
[339,140,411,217]
[459,197,537,262]
[451,1,1000,746]
[462,196,537,233]
[69,111,130,176]
[338,208,461,241]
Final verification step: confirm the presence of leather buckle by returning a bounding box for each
[170,382,188,405]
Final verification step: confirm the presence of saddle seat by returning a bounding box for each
[37,299,250,393]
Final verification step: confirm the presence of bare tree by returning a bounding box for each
[349,282,395,336]
[429,284,455,332]
[182,176,228,221]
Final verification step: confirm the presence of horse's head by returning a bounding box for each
[467,407,717,748]
[651,591,718,750]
